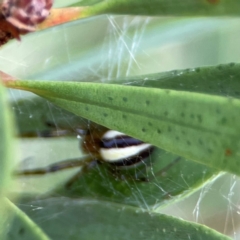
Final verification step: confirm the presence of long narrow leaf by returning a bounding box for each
[19,197,231,240]
[0,82,15,238]
[39,0,240,29]
[5,80,240,177]
[112,62,240,98]
[81,0,240,17]
[0,82,14,196]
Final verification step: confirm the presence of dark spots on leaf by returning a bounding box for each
[108,97,113,101]
[175,136,179,140]
[18,228,25,235]
[122,114,127,119]
[198,139,203,145]
[122,97,128,102]
[195,68,200,73]
[142,128,146,132]
[197,114,202,123]
[181,130,186,135]
[207,148,213,154]
[187,140,191,146]
[85,106,89,111]
[190,114,195,119]
[146,100,150,106]
[225,148,232,156]
[103,113,108,117]
[148,122,152,127]
[168,126,172,132]
[221,117,227,124]
[157,129,161,134]
[181,112,185,118]
[164,111,168,117]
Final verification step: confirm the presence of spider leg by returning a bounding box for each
[19,119,89,138]
[65,159,99,188]
[114,157,182,183]
[14,156,93,176]
[150,156,182,179]
[19,127,77,138]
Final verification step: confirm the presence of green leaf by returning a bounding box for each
[18,197,231,240]
[70,0,103,7]
[0,82,15,238]
[81,0,240,17]
[13,97,219,207]
[2,198,50,240]
[112,62,240,98]
[0,82,14,196]
[6,75,240,176]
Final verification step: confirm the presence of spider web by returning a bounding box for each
[2,14,240,239]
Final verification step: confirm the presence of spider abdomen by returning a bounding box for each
[100,130,154,167]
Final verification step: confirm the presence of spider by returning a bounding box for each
[16,121,181,187]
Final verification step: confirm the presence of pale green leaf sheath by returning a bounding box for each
[6,66,240,177]
[0,83,49,240]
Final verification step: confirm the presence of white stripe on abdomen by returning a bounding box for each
[100,143,152,162]
[102,130,125,139]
